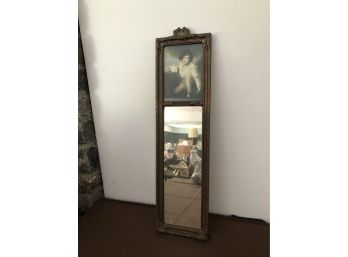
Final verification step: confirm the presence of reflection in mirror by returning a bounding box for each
[164,106,202,229]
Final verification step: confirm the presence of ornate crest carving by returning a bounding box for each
[173,27,191,37]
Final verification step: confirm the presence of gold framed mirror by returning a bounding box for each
[156,27,211,240]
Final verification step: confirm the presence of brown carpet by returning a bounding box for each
[79,199,269,257]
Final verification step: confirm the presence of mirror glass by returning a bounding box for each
[163,106,202,229]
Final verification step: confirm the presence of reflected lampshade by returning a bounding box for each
[188,128,198,138]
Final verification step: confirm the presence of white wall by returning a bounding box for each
[79,0,269,221]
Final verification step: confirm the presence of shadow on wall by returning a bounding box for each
[78,22,104,216]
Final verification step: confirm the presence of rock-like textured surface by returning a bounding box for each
[78,27,104,215]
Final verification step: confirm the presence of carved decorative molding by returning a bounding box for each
[173,27,191,37]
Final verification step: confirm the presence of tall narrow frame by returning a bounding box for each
[156,27,212,240]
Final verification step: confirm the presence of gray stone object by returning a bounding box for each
[78,26,104,215]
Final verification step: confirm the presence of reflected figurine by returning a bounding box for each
[189,149,202,184]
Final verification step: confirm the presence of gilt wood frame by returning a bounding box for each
[156,27,212,240]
